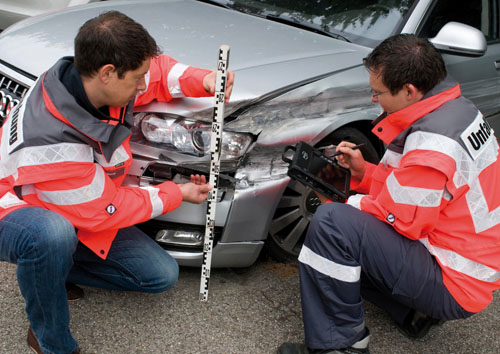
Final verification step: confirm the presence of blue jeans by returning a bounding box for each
[0,207,179,354]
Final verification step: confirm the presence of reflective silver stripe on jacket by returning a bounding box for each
[0,143,93,179]
[347,193,363,210]
[380,149,402,168]
[22,165,105,205]
[386,172,443,207]
[404,130,498,188]
[167,63,189,98]
[405,130,500,233]
[298,245,361,283]
[0,192,27,209]
[420,238,500,282]
[139,186,165,218]
[95,144,129,167]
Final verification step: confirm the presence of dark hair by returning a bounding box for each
[74,11,161,78]
[363,34,446,95]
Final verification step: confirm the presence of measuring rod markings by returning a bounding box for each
[200,45,230,302]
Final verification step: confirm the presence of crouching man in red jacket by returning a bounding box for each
[0,11,233,354]
[279,34,500,354]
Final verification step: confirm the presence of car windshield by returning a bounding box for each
[202,0,417,46]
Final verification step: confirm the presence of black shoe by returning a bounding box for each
[65,282,84,301]
[396,310,444,339]
[277,329,370,354]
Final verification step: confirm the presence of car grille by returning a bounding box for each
[0,73,29,124]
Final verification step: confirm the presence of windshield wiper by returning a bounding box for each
[264,14,351,43]
[194,0,351,43]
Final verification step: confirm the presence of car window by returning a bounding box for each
[420,0,499,41]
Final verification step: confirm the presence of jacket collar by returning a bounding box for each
[372,75,461,145]
[41,57,132,161]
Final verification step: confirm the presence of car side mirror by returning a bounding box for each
[429,21,487,57]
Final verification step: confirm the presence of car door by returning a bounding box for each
[418,0,500,134]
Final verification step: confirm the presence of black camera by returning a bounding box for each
[282,141,351,202]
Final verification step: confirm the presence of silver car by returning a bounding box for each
[0,0,498,267]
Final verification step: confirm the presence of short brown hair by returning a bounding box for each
[363,34,447,95]
[74,11,160,78]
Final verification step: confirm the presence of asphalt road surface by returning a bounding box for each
[0,254,499,354]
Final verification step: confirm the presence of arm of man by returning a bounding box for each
[336,141,376,194]
[346,164,448,240]
[134,54,234,105]
[20,162,211,233]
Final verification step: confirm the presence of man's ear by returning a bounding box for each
[98,64,116,84]
[405,83,424,103]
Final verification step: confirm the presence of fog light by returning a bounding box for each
[155,230,204,247]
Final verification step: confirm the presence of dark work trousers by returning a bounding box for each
[299,202,474,350]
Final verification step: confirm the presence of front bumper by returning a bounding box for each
[128,156,289,268]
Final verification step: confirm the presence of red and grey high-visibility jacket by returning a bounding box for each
[347,76,500,313]
[0,56,211,259]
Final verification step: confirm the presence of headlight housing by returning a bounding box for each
[132,113,252,160]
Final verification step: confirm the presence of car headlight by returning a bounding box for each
[133,113,252,160]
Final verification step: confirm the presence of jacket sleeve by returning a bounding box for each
[346,164,448,240]
[350,161,377,194]
[134,54,212,106]
[20,162,183,233]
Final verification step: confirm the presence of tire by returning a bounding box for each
[267,126,379,262]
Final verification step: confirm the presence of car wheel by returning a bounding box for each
[267,126,380,262]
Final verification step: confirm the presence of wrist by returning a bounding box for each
[352,164,366,180]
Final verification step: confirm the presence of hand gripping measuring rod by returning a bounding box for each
[199,45,230,302]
